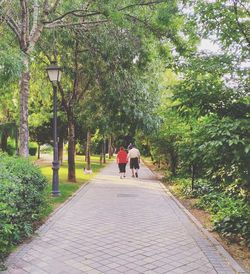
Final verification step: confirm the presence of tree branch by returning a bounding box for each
[118,0,165,11]
[233,0,250,47]
[43,10,102,25]
[20,0,29,50]
[30,0,39,38]
[238,1,250,17]
[5,15,21,42]
[58,82,69,113]
[44,0,164,26]
[124,13,162,35]
[72,40,79,103]
[45,20,109,29]
[77,78,91,103]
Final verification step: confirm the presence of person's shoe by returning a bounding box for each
[120,175,122,179]
[135,172,138,178]
[132,174,135,178]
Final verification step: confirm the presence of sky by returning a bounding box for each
[198,39,222,53]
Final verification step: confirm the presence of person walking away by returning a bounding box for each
[127,145,140,178]
[116,146,128,179]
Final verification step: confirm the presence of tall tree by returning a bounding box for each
[0,0,171,156]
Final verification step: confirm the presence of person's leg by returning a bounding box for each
[121,163,126,178]
[131,169,135,177]
[118,164,123,179]
[135,158,139,178]
[130,159,135,177]
[124,163,126,177]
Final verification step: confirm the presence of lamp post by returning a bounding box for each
[46,61,62,196]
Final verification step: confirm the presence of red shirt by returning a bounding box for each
[117,150,128,164]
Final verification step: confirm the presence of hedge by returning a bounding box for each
[0,154,48,266]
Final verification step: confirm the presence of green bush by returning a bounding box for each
[213,201,250,247]
[5,142,16,156]
[170,178,216,198]
[0,154,48,265]
[196,192,250,247]
[40,144,53,153]
[76,143,84,155]
[29,147,37,156]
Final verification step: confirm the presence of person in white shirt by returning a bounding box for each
[127,145,140,178]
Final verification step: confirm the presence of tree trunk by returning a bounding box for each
[37,143,40,159]
[68,118,76,182]
[108,135,112,159]
[1,131,8,152]
[191,164,195,190]
[169,150,178,176]
[157,158,161,169]
[19,53,30,157]
[100,141,103,165]
[86,131,91,170]
[103,137,106,164]
[15,128,19,155]
[58,137,64,165]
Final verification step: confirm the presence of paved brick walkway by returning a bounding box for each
[3,162,247,274]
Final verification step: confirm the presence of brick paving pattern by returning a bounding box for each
[3,162,247,274]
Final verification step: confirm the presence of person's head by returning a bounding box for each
[120,146,124,151]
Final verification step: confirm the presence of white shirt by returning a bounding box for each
[128,148,140,159]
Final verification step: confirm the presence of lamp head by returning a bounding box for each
[46,61,62,82]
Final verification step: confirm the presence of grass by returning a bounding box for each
[35,154,113,211]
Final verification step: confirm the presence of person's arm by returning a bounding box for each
[127,151,130,162]
[116,153,119,164]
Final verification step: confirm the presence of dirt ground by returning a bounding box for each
[142,159,250,273]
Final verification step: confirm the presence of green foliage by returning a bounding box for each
[196,192,250,246]
[29,147,37,156]
[0,154,48,263]
[144,1,249,247]
[40,144,53,154]
[0,28,22,87]
[75,143,84,155]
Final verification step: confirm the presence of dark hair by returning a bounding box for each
[120,146,124,150]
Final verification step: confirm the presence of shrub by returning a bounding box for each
[29,147,37,156]
[196,192,250,247]
[0,154,48,265]
[76,143,84,155]
[40,143,53,153]
[169,178,216,198]
[6,143,16,156]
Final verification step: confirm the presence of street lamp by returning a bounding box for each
[46,61,62,196]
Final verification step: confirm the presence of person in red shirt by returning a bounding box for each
[116,146,128,179]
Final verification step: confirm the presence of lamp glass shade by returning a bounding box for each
[47,62,62,82]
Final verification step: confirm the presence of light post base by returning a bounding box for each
[51,190,60,197]
[52,160,60,197]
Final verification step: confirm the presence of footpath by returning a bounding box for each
[3,162,247,274]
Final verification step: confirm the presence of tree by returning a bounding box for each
[0,0,173,156]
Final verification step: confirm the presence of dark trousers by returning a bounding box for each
[118,163,127,173]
